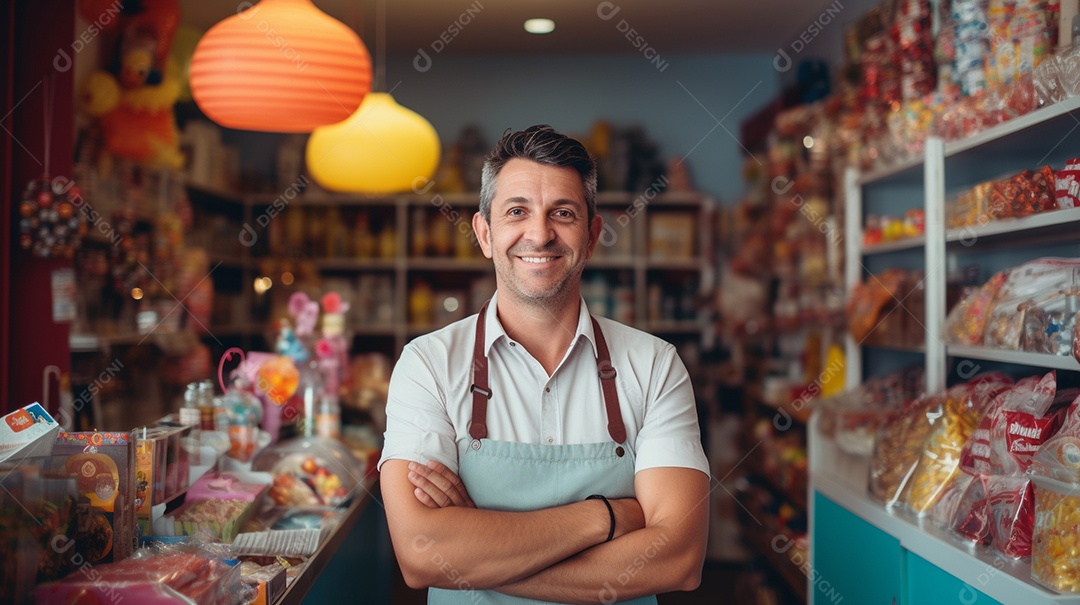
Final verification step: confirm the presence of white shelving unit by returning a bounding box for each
[820,97,1080,605]
[810,415,1080,605]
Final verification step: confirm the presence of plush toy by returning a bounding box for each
[79,0,183,170]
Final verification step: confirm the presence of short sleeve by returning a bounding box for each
[377,342,461,473]
[633,344,710,476]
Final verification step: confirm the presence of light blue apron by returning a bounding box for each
[428,302,656,605]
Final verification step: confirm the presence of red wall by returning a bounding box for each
[3,1,75,414]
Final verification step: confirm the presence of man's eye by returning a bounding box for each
[508,208,525,216]
[554,210,573,218]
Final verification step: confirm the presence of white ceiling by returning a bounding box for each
[179,0,865,55]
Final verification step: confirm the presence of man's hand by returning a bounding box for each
[407,460,475,508]
[406,461,645,540]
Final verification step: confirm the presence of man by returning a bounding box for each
[379,125,710,604]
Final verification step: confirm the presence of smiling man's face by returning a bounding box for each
[473,158,602,311]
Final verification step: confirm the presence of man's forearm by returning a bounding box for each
[383,459,637,590]
[494,524,705,604]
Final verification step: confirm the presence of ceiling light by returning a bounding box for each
[524,19,555,34]
[306,93,440,194]
[189,0,372,133]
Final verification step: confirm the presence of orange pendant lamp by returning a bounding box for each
[306,93,440,194]
[189,0,371,133]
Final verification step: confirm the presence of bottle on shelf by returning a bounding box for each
[316,392,341,440]
[354,210,375,259]
[221,373,263,462]
[411,207,429,256]
[179,381,202,428]
[378,224,396,259]
[197,379,216,432]
[294,359,325,439]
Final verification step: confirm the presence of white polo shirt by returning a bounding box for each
[378,291,710,476]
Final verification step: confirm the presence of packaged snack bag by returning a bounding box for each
[905,374,1012,514]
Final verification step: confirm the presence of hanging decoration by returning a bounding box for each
[188,0,372,133]
[20,78,86,258]
[305,93,440,194]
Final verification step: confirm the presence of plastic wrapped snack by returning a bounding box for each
[904,374,1013,514]
[983,258,1080,355]
[1055,157,1080,209]
[35,542,249,605]
[869,394,940,507]
[818,366,925,456]
[251,436,363,507]
[1032,474,1080,592]
[951,373,1061,552]
[946,180,994,228]
[846,269,907,342]
[987,167,1058,221]
[945,270,1009,345]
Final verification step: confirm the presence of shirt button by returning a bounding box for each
[547,437,554,444]
[509,341,516,347]
[545,387,550,393]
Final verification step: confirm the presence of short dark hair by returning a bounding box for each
[478,125,597,223]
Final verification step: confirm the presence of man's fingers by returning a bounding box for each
[414,487,440,508]
[410,461,469,507]
[424,460,476,507]
[409,470,453,507]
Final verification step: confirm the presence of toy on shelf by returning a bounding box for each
[78,0,183,170]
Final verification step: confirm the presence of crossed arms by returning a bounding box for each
[381,459,709,604]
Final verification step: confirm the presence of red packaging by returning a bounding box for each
[983,373,1063,558]
[987,475,1036,558]
[1055,158,1080,209]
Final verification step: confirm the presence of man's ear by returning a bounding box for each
[472,212,493,259]
[586,214,604,259]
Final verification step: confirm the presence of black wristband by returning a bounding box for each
[587,494,615,542]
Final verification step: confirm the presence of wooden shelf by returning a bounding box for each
[406,258,492,271]
[313,258,398,270]
[645,258,701,270]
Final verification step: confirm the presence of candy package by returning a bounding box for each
[986,166,1058,221]
[903,374,1013,514]
[34,540,250,605]
[1032,474,1080,592]
[869,394,940,507]
[952,373,1066,556]
[1055,157,1080,209]
[983,258,1080,355]
[985,373,1066,558]
[846,269,907,343]
[251,436,362,507]
[945,270,1009,345]
[817,366,925,456]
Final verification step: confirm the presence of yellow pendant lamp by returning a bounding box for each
[189,0,371,133]
[306,93,440,194]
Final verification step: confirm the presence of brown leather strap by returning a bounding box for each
[469,300,491,440]
[468,300,626,445]
[591,316,626,445]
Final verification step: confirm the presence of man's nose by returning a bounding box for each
[522,214,555,244]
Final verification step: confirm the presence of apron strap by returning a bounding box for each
[469,299,627,445]
[469,300,491,440]
[591,316,627,445]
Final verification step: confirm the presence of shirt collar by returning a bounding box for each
[483,290,598,358]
